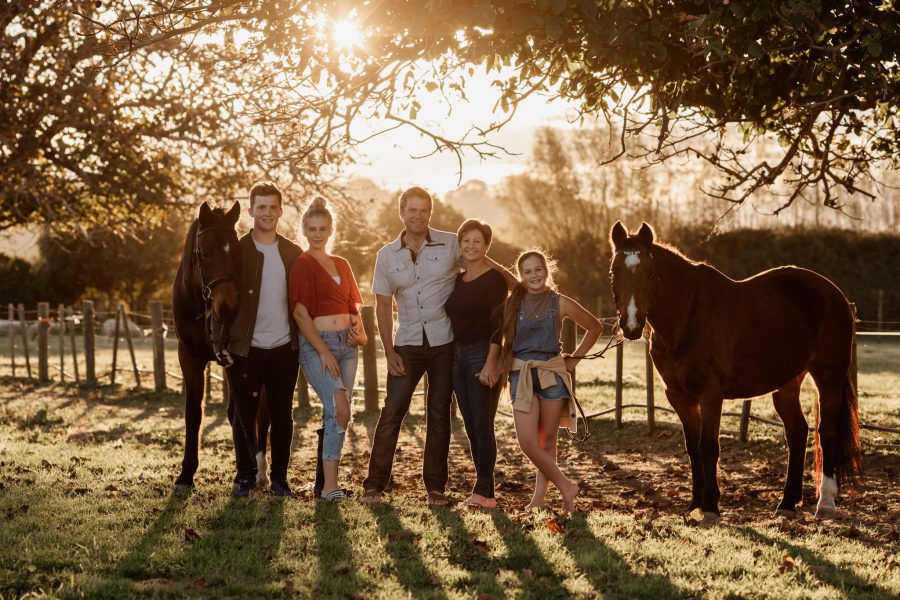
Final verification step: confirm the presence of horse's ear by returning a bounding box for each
[610,220,627,250]
[199,201,213,224]
[636,222,655,247]
[226,201,241,226]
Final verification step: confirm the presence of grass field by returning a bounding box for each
[0,334,897,599]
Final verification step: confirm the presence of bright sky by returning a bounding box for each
[347,72,583,196]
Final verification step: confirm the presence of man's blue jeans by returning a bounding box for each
[363,340,454,493]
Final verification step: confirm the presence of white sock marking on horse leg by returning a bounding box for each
[626,296,638,330]
[817,475,837,513]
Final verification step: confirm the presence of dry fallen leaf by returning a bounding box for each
[780,553,796,573]
[183,528,200,542]
[545,518,565,534]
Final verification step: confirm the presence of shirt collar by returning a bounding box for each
[394,228,435,251]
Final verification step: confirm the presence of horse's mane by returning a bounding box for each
[652,239,705,266]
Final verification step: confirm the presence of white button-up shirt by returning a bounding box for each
[372,228,461,347]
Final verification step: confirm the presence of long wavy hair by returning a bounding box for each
[499,249,558,383]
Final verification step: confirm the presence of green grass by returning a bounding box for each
[0,335,897,598]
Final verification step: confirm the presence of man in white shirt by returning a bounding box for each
[361,187,510,506]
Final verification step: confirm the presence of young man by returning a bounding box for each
[361,187,513,506]
[218,181,302,497]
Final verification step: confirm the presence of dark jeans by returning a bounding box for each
[453,339,500,498]
[227,343,299,483]
[363,341,454,493]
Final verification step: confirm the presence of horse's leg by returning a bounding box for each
[175,345,205,488]
[808,366,862,519]
[666,388,704,512]
[697,394,724,521]
[255,386,270,488]
[771,374,808,517]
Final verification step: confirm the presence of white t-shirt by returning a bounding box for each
[251,240,291,349]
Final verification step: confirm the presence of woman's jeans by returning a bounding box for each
[452,339,501,498]
[299,329,358,461]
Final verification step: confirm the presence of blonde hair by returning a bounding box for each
[299,196,336,251]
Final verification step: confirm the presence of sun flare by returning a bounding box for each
[332,18,362,50]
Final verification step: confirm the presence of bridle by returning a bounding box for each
[193,224,236,303]
[192,223,237,364]
[611,248,658,326]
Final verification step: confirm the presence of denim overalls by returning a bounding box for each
[508,292,568,401]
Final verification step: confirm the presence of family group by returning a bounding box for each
[214,181,603,512]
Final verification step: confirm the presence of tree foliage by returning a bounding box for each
[36,218,185,308]
[0,0,344,233]
[84,0,898,214]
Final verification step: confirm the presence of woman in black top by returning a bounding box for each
[445,219,508,508]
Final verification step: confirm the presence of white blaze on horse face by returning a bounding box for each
[817,475,838,512]
[223,243,230,254]
[624,253,641,272]
[626,296,639,330]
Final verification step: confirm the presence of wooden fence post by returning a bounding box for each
[850,302,858,394]
[614,341,623,428]
[150,301,166,391]
[296,369,310,409]
[82,300,96,385]
[17,303,32,379]
[8,304,16,377]
[120,305,140,387]
[645,340,655,433]
[205,363,212,404]
[37,302,49,383]
[110,306,121,385]
[58,304,65,382]
[361,305,379,413]
[562,319,576,393]
[67,306,80,383]
[739,400,752,443]
[876,289,884,331]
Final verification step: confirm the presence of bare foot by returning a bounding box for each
[463,494,497,509]
[561,482,580,513]
[525,499,545,510]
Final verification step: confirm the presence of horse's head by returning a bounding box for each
[195,201,242,325]
[609,221,657,340]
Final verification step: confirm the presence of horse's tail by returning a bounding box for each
[814,374,862,494]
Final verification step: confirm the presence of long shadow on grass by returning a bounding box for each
[368,504,449,599]
[313,501,366,596]
[115,489,192,580]
[429,507,501,596]
[733,526,896,599]
[489,512,571,598]
[562,513,685,600]
[178,496,287,595]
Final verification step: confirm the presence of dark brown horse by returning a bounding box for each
[608,222,861,521]
[172,202,243,488]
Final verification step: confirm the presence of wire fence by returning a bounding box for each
[2,300,899,438]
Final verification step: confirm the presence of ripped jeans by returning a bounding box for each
[299,329,358,461]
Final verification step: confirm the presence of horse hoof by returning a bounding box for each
[815,506,837,520]
[174,474,195,489]
[256,474,269,488]
[701,511,721,526]
[774,508,797,519]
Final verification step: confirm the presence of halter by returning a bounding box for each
[192,223,236,364]
[193,225,236,302]
[611,248,658,329]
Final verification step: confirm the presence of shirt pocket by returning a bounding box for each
[424,251,452,276]
[388,262,414,289]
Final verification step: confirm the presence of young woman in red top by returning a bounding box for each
[289,197,367,502]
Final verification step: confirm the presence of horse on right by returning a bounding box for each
[608,221,862,522]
